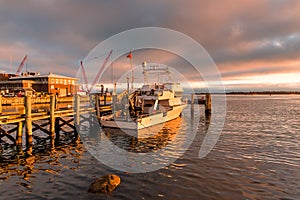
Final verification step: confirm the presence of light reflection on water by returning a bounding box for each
[0,95,300,199]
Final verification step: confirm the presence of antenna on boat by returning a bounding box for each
[131,56,134,89]
[142,61,148,84]
[167,66,173,83]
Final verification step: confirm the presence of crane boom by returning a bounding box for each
[80,61,89,92]
[16,55,28,75]
[88,50,113,93]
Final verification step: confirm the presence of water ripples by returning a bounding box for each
[1,95,300,199]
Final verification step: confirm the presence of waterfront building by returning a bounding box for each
[0,72,77,97]
[0,73,18,81]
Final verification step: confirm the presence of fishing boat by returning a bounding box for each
[100,62,187,131]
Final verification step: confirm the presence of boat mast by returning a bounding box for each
[126,76,130,120]
[112,82,117,116]
[130,50,134,89]
[126,50,134,89]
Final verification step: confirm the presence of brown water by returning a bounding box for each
[0,95,299,199]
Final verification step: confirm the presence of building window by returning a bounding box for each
[56,79,59,84]
[51,79,54,83]
[60,79,63,84]
[64,80,67,85]
[72,80,75,85]
[51,85,54,89]
[68,79,71,84]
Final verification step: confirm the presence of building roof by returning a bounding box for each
[0,80,34,84]
[9,72,77,80]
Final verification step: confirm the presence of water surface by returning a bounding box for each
[0,95,299,199]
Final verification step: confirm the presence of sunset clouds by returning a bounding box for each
[0,0,299,91]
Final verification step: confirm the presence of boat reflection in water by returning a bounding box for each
[103,117,182,153]
[79,109,200,173]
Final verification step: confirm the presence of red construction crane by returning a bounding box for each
[80,50,113,94]
[80,61,89,92]
[16,55,28,75]
[89,50,113,93]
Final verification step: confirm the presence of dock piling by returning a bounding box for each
[55,118,60,144]
[25,95,33,145]
[205,93,212,115]
[0,95,2,114]
[16,121,23,146]
[112,83,117,115]
[50,94,56,135]
[104,92,107,105]
[191,94,195,114]
[75,94,80,126]
[95,94,100,118]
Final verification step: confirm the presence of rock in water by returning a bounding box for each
[88,174,121,193]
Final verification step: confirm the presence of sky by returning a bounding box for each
[0,0,299,91]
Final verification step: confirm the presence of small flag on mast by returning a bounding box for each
[126,51,132,59]
[127,50,134,89]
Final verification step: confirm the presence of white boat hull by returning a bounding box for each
[100,104,186,130]
[138,104,186,129]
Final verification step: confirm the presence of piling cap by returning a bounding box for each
[142,61,147,68]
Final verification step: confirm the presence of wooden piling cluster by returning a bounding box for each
[190,93,212,116]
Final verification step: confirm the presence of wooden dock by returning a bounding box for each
[0,94,111,149]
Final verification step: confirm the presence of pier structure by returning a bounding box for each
[0,92,211,150]
[0,93,112,149]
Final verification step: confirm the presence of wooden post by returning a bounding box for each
[75,94,80,126]
[104,92,107,105]
[55,117,60,144]
[50,94,55,136]
[191,94,194,112]
[25,95,33,145]
[55,95,58,109]
[95,94,100,118]
[16,121,23,146]
[205,93,212,115]
[112,83,117,115]
[0,95,2,114]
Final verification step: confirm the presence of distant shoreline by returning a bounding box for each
[193,91,300,95]
[225,91,300,95]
